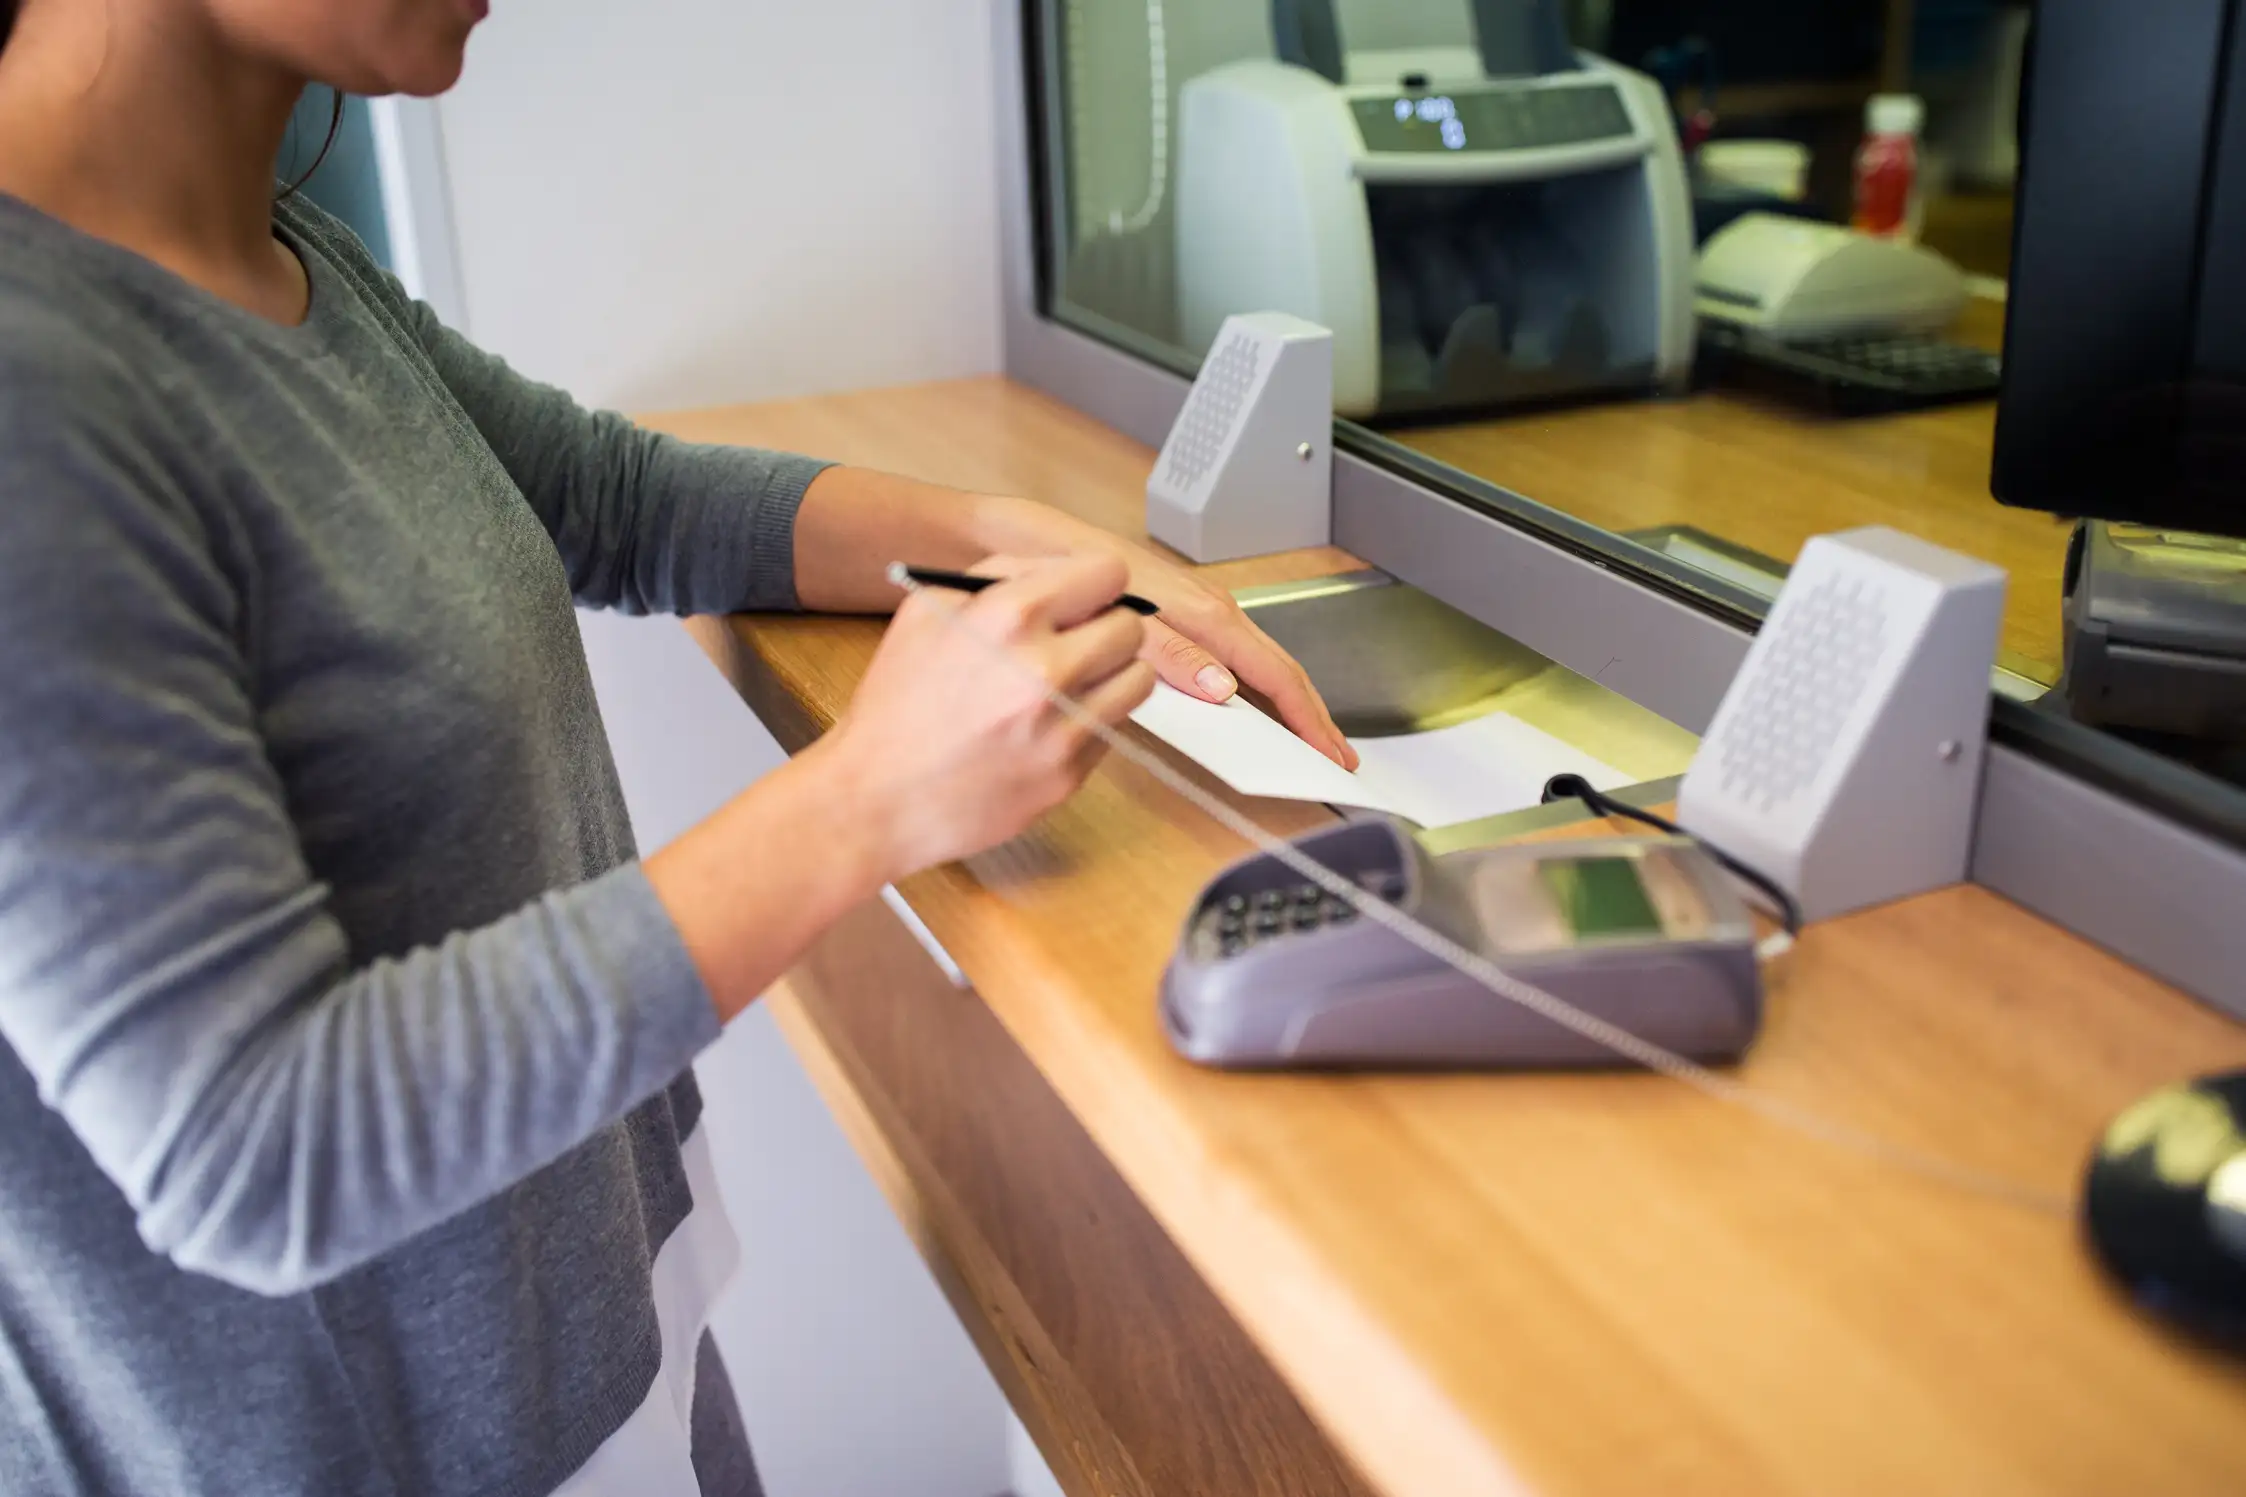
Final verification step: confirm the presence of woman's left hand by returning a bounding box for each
[972,502,1359,771]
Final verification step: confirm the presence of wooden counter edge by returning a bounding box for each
[759,981,1152,1497]
[766,892,1382,1497]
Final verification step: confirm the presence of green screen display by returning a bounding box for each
[1540,858,1663,939]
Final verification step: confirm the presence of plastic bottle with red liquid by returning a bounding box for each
[1853,93,1926,242]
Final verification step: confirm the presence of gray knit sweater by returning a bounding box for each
[0,192,827,1495]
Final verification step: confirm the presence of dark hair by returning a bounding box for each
[275,88,347,202]
[1,0,17,50]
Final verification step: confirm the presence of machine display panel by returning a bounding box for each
[1350,85,1632,155]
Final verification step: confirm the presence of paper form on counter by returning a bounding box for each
[1128,682,1632,829]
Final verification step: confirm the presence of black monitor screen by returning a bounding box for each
[1992,0,2246,536]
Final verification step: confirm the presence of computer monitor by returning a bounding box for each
[1993,0,2246,536]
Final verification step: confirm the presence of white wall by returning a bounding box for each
[428,4,1020,1495]
[438,0,1005,413]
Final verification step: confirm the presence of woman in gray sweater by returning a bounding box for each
[0,1,1353,1493]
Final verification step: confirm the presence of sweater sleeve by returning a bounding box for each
[282,197,830,616]
[0,361,722,1298]
[403,298,831,617]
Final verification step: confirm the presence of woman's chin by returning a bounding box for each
[379,47,470,99]
[337,27,473,100]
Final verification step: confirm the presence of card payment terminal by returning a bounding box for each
[1161,819,1762,1069]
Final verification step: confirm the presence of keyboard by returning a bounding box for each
[1698,321,2004,415]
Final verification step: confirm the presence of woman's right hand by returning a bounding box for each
[817,553,1157,881]
[648,554,1154,1025]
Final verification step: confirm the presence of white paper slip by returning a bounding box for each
[1127,682,1632,829]
[1348,711,1632,828]
[1128,683,1388,812]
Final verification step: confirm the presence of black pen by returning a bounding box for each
[891,563,1160,616]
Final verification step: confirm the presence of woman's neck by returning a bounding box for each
[0,0,312,322]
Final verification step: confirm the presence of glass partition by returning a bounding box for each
[1040,0,2246,819]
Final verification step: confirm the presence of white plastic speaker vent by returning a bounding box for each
[1147,311,1333,564]
[1708,573,1891,814]
[1163,332,1262,494]
[1679,527,2005,923]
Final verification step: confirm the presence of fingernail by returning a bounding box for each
[1195,665,1238,700]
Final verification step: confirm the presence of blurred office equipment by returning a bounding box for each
[1173,0,1695,419]
[1992,0,2246,743]
[1146,311,1335,563]
[1695,139,1808,201]
[1692,210,1995,413]
[1695,323,2001,416]
[2059,526,2246,742]
[1695,212,1963,339]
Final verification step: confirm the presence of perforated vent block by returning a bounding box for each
[1164,332,1263,495]
[1708,573,1891,813]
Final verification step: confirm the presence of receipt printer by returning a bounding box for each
[2059,522,2246,742]
[1695,212,1969,341]
[1175,0,1695,420]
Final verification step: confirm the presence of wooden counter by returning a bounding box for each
[655,377,2246,1497]
[1391,297,2077,682]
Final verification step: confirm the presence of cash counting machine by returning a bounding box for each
[1174,0,1695,420]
